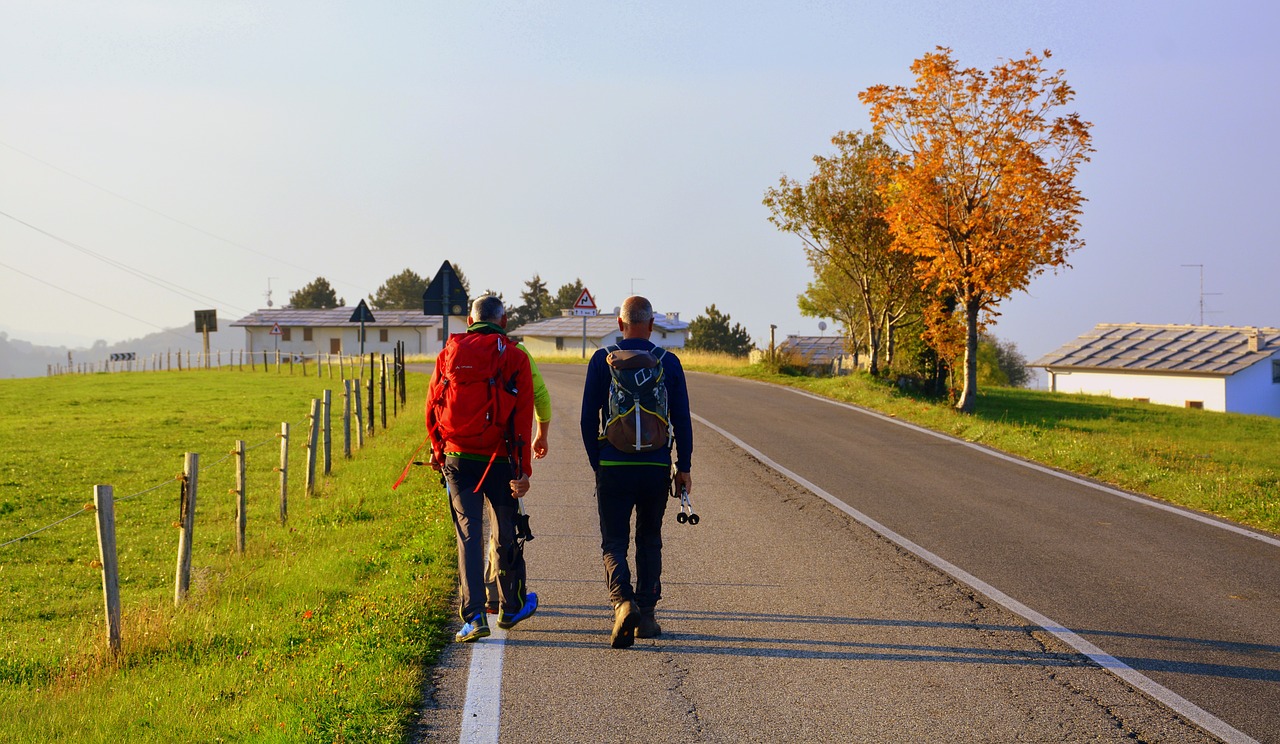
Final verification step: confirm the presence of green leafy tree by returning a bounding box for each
[508,275,551,329]
[369,268,428,310]
[686,304,754,357]
[290,277,343,309]
[549,278,588,317]
[976,333,1030,388]
[764,131,921,376]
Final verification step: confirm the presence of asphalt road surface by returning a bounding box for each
[414,364,1279,743]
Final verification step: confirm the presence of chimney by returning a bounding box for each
[667,312,679,321]
[1247,328,1262,353]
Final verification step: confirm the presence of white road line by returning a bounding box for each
[459,626,507,744]
[694,412,1259,744]
[783,386,1280,548]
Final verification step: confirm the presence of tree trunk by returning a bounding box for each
[956,298,981,413]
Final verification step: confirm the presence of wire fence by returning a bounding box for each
[3,342,413,654]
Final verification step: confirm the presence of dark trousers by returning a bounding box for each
[443,457,527,620]
[596,465,669,610]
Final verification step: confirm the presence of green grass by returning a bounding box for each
[3,352,1276,741]
[678,353,1280,535]
[0,369,455,742]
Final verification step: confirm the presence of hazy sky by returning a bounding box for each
[2,1,1277,365]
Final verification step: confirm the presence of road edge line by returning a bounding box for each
[459,626,507,744]
[693,411,1258,744]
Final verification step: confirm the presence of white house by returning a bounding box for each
[1033,323,1280,416]
[752,335,862,375]
[514,311,689,356]
[231,307,466,357]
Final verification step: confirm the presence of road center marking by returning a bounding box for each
[694,411,1258,744]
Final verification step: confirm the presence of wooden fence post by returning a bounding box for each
[399,341,407,407]
[342,379,352,459]
[322,389,332,476]
[354,376,365,449]
[175,452,199,606]
[93,485,121,654]
[367,355,376,435]
[380,355,388,430]
[278,423,289,525]
[305,399,320,496]
[234,439,246,554]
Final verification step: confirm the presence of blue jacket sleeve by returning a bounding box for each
[579,349,610,471]
[665,353,693,473]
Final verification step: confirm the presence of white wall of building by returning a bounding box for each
[242,326,440,356]
[1225,354,1280,417]
[1048,369,1227,411]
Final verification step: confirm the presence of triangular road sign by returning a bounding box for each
[423,261,470,316]
[573,288,596,310]
[349,299,376,323]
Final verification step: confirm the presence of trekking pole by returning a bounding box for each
[674,486,699,525]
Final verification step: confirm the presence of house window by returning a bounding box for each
[1273,360,1280,383]
[555,337,565,351]
[303,328,313,342]
[1185,401,1204,410]
[661,331,668,340]
[379,329,389,342]
[438,329,445,342]
[280,327,292,342]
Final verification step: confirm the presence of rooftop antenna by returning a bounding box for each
[630,277,643,296]
[1180,264,1222,325]
[265,277,279,308]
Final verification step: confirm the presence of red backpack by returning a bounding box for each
[426,332,517,458]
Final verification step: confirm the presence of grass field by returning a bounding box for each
[0,369,455,742]
[2,355,1275,742]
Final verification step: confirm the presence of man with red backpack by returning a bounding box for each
[427,295,537,642]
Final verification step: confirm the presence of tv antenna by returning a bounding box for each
[630,277,643,295]
[265,277,279,308]
[1180,264,1221,325]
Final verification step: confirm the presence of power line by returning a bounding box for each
[0,208,252,315]
[0,139,376,298]
[0,259,189,340]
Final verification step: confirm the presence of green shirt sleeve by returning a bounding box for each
[518,342,552,423]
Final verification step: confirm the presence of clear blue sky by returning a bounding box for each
[2,1,1276,367]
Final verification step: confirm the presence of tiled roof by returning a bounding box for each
[1032,323,1280,376]
[230,307,441,328]
[778,335,851,365]
[515,312,688,337]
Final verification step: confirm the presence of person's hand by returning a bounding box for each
[428,452,443,472]
[510,475,530,498]
[673,470,692,496]
[533,425,549,460]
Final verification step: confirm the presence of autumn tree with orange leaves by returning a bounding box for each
[860,48,1092,412]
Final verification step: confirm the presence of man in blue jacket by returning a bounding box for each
[580,295,693,648]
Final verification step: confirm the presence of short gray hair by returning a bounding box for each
[471,295,505,323]
[619,295,653,325]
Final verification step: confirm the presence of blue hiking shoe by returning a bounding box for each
[497,592,538,630]
[455,613,490,643]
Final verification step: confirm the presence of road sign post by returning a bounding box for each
[349,300,376,357]
[570,288,598,358]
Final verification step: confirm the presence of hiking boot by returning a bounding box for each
[497,592,538,630]
[455,613,490,643]
[610,600,639,649]
[636,609,661,639]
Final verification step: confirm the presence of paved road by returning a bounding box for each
[414,364,1278,743]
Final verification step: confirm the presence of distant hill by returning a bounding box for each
[0,327,238,379]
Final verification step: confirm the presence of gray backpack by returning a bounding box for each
[603,345,670,453]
